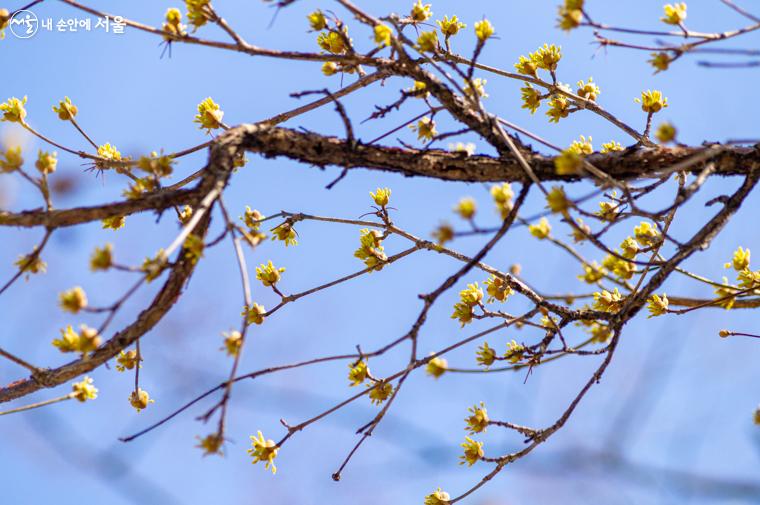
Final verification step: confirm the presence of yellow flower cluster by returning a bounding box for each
[593,288,624,312]
[163,7,186,40]
[557,0,584,31]
[0,146,23,173]
[256,260,285,287]
[90,243,114,271]
[71,376,98,402]
[194,97,224,133]
[354,228,387,270]
[491,183,513,219]
[636,90,668,114]
[484,274,512,303]
[647,294,669,317]
[272,222,297,246]
[529,217,551,239]
[369,380,394,404]
[116,349,141,372]
[52,324,101,354]
[370,187,391,208]
[0,96,27,123]
[186,0,211,30]
[129,388,155,412]
[348,359,369,386]
[451,282,483,326]
[465,402,489,434]
[437,15,465,38]
[661,3,687,25]
[221,330,243,357]
[242,303,266,325]
[426,355,448,378]
[248,430,279,473]
[459,436,484,466]
[53,96,78,120]
[59,286,88,314]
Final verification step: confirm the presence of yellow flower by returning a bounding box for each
[129,388,155,412]
[655,122,677,143]
[603,254,635,280]
[490,183,513,218]
[754,406,760,426]
[374,23,392,47]
[596,201,618,222]
[102,215,126,230]
[0,146,23,173]
[593,288,624,312]
[0,96,27,123]
[476,342,496,367]
[307,10,327,31]
[248,430,279,473]
[454,197,477,219]
[576,78,600,101]
[408,80,430,99]
[186,0,211,30]
[484,274,512,303]
[661,3,687,25]
[601,141,624,153]
[520,85,542,114]
[714,278,737,310]
[620,237,639,259]
[649,52,671,73]
[546,94,570,123]
[726,247,751,271]
[590,323,612,344]
[464,78,488,99]
[272,222,297,246]
[53,96,78,120]
[474,19,494,42]
[465,402,489,434]
[242,303,266,325]
[321,61,339,76]
[348,360,369,386]
[410,117,438,140]
[647,294,669,317]
[546,186,570,214]
[437,15,465,37]
[417,30,439,53]
[71,376,98,402]
[426,356,448,378]
[14,251,46,275]
[317,28,350,54]
[633,221,661,247]
[162,7,186,39]
[569,135,593,155]
[432,223,454,245]
[196,433,224,456]
[448,142,475,156]
[570,218,591,243]
[506,339,525,363]
[370,187,391,208]
[52,324,101,354]
[410,0,432,22]
[137,152,174,178]
[529,217,551,239]
[368,380,394,404]
[451,302,474,327]
[256,260,285,287]
[35,150,58,175]
[459,282,483,307]
[557,6,583,31]
[96,143,122,165]
[531,43,562,72]
[221,330,243,357]
[194,97,224,132]
[122,177,158,200]
[354,228,387,271]
[90,243,113,271]
[424,488,451,505]
[578,262,606,284]
[0,8,9,39]
[635,90,668,113]
[141,250,168,282]
[514,55,538,77]
[554,149,582,175]
[459,436,484,466]
[116,349,141,372]
[59,286,88,314]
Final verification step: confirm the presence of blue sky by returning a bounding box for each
[1,1,760,504]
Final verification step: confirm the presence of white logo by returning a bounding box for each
[9,10,39,39]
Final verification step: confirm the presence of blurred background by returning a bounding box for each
[1,1,759,504]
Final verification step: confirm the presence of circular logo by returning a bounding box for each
[9,10,39,39]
